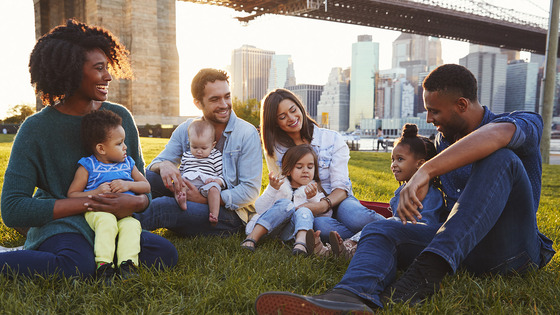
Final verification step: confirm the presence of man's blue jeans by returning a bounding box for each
[255,199,314,241]
[335,149,545,308]
[134,170,243,236]
[314,195,386,241]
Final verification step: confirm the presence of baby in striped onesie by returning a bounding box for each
[176,119,225,226]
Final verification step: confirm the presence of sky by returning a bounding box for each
[0,0,551,118]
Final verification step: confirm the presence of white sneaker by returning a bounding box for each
[0,245,24,253]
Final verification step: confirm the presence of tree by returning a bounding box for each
[3,104,35,124]
[232,97,260,128]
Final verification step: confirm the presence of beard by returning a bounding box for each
[438,113,467,143]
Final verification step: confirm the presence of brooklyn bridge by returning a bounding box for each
[34,0,553,124]
[189,0,551,56]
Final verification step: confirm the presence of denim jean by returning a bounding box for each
[335,149,545,308]
[314,195,386,242]
[256,199,314,241]
[0,232,178,278]
[135,170,243,236]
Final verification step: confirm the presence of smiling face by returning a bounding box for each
[189,129,216,159]
[288,152,315,188]
[195,80,232,126]
[391,143,424,182]
[424,91,469,142]
[97,125,127,164]
[276,99,304,140]
[75,48,112,103]
[424,90,469,142]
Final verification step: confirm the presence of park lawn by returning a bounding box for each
[0,135,558,314]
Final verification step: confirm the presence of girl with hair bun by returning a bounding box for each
[310,123,445,259]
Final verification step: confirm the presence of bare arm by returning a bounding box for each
[67,166,111,198]
[65,165,150,219]
[109,166,151,194]
[397,122,516,224]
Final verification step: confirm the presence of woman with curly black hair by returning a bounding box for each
[0,19,177,279]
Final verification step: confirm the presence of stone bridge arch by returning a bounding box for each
[34,0,179,125]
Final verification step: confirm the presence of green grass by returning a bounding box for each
[1,136,559,314]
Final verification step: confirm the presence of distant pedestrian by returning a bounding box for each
[376,127,385,151]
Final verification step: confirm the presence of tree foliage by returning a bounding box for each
[232,97,260,128]
[2,105,35,124]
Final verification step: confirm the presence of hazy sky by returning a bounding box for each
[0,0,550,118]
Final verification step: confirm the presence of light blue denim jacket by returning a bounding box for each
[148,112,262,222]
[268,125,353,195]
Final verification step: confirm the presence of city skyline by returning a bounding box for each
[0,0,548,119]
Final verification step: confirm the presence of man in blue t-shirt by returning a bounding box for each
[254,64,555,313]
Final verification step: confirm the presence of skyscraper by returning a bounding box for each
[391,33,442,117]
[506,60,539,112]
[286,84,324,120]
[231,45,275,102]
[460,45,508,113]
[268,55,296,92]
[377,68,405,118]
[316,67,351,132]
[392,34,442,70]
[376,68,413,119]
[349,35,379,131]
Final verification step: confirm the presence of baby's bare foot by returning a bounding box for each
[174,191,187,211]
[209,213,218,226]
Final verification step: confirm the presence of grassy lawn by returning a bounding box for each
[0,135,559,314]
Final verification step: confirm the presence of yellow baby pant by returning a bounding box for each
[85,211,141,266]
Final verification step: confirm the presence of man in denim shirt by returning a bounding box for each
[255,64,555,313]
[135,69,262,236]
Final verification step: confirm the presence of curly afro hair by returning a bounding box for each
[29,19,132,106]
[81,109,123,156]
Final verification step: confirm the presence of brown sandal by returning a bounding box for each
[292,241,309,256]
[307,229,332,256]
[241,238,257,252]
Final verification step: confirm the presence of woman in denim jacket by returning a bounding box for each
[260,89,386,241]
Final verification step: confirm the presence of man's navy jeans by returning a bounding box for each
[335,148,544,308]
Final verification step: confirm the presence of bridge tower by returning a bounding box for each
[33,0,180,125]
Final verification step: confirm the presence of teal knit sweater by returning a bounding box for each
[1,102,145,250]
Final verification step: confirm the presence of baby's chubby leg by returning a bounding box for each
[208,186,220,226]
